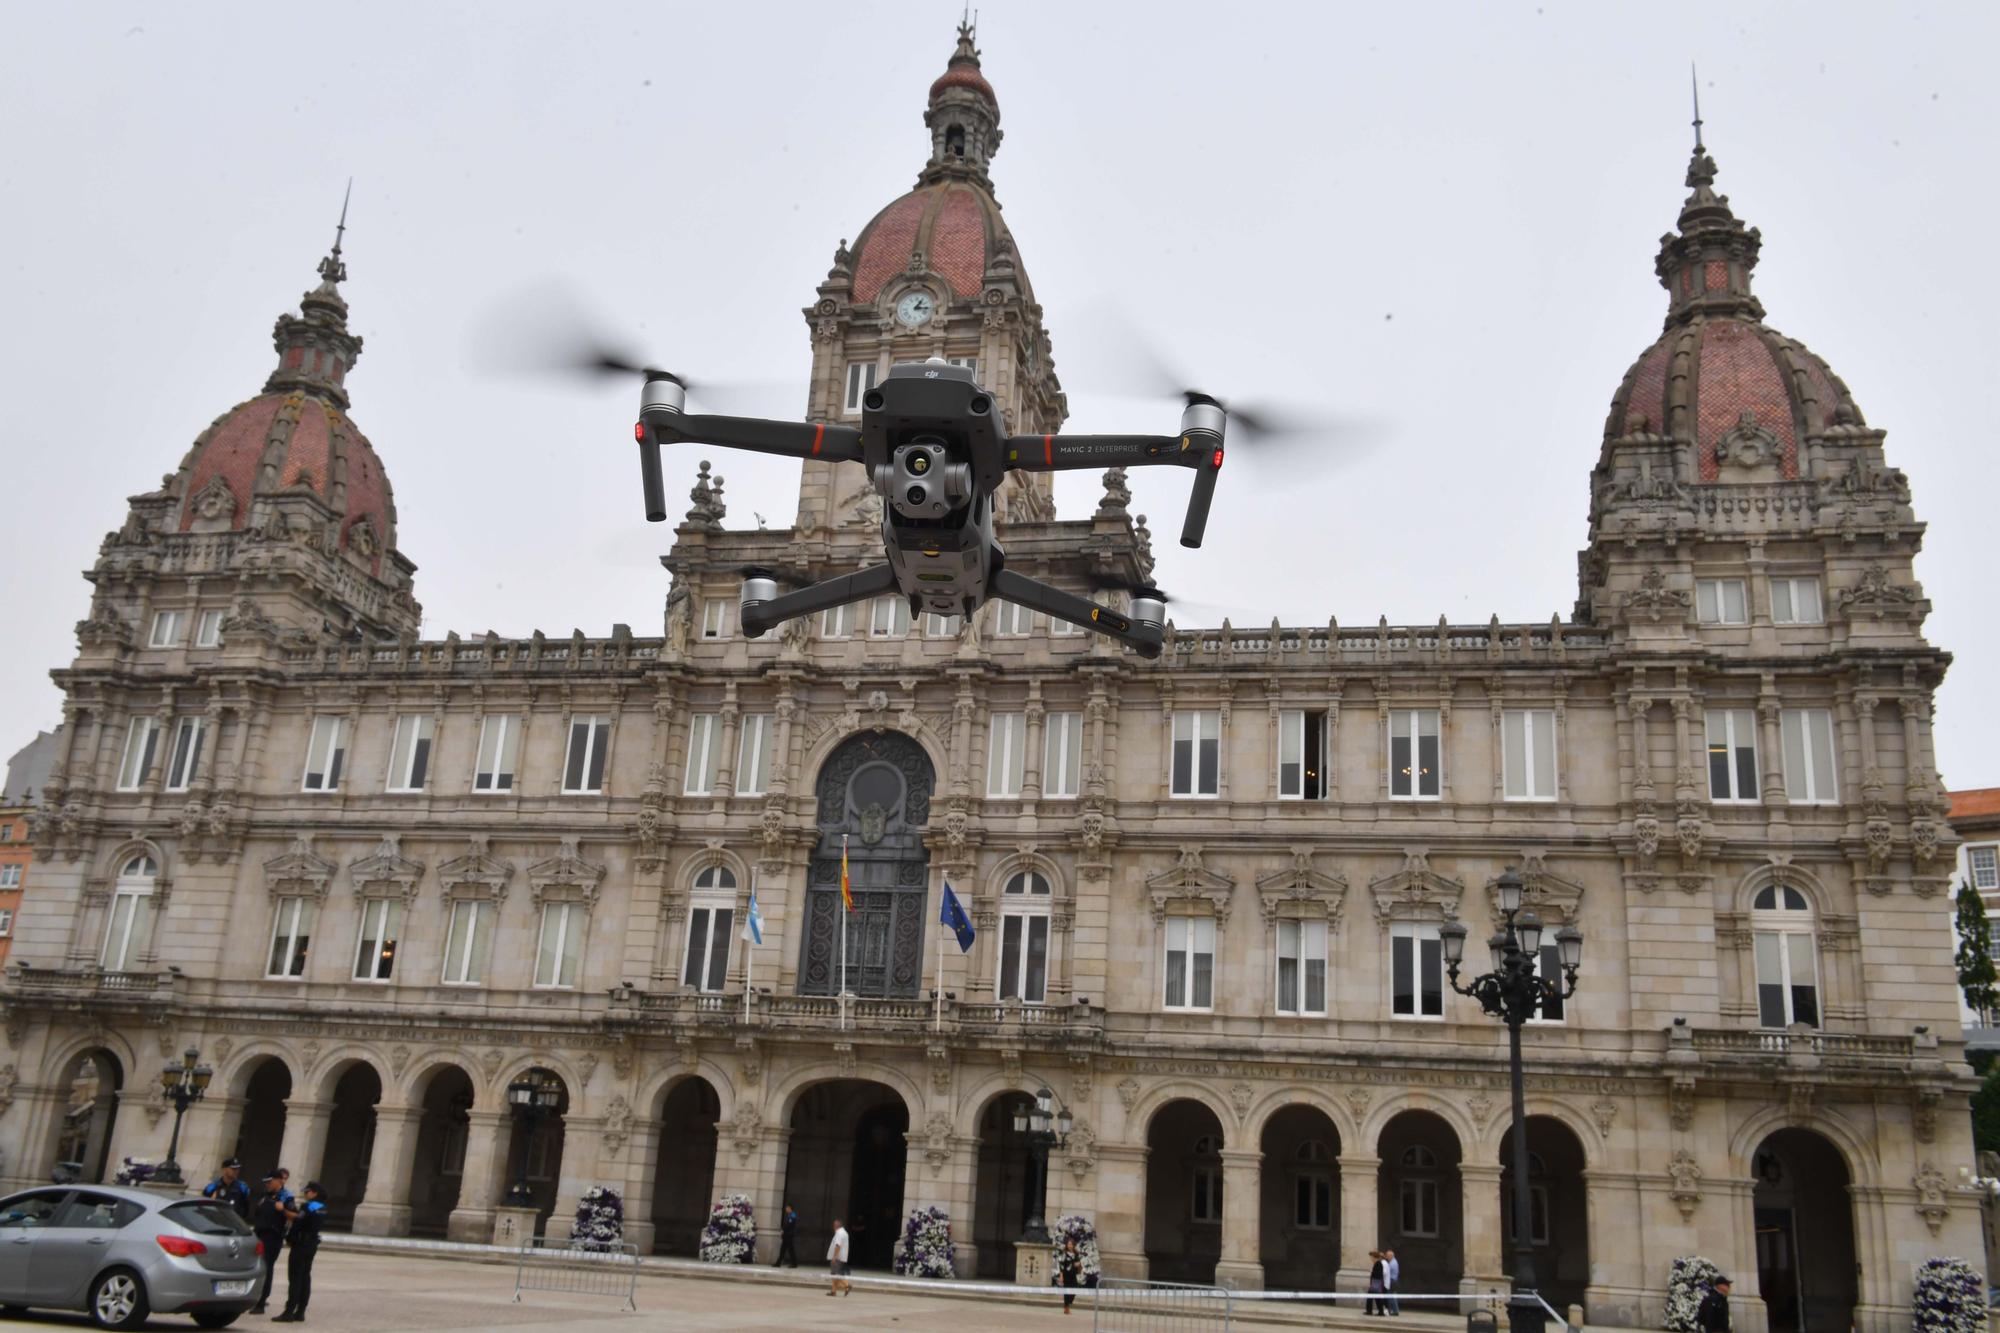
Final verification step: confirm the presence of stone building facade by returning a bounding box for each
[0,26,1978,1332]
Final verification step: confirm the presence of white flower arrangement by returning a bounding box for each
[698,1192,756,1264]
[567,1185,624,1252]
[1049,1214,1102,1284]
[893,1204,956,1278]
[1662,1255,1722,1331]
[1913,1257,1985,1333]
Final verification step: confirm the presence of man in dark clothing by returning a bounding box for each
[272,1182,327,1323]
[1696,1276,1733,1332]
[774,1203,799,1268]
[201,1157,252,1222]
[251,1170,291,1314]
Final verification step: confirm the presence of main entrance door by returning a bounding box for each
[799,731,935,998]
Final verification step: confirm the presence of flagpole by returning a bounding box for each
[935,910,944,1032]
[743,870,754,1024]
[840,835,849,1029]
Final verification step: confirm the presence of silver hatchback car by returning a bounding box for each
[0,1183,261,1328]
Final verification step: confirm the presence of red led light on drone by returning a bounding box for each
[1212,449,1224,468]
[633,422,645,441]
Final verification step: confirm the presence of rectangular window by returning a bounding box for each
[1780,709,1839,805]
[1277,709,1329,800]
[562,716,612,793]
[194,609,225,648]
[1705,709,1759,803]
[844,360,878,414]
[0,865,19,888]
[997,912,1051,1003]
[1972,846,2000,891]
[1389,709,1441,800]
[301,716,346,792]
[1400,1178,1440,1237]
[1769,577,1823,625]
[1754,931,1819,1028]
[117,717,160,791]
[1503,1185,1552,1246]
[441,900,494,986]
[0,910,12,937]
[1043,711,1082,799]
[265,897,315,979]
[987,713,1026,797]
[1502,708,1558,802]
[149,610,184,647]
[1695,578,1749,625]
[1528,943,1566,1024]
[162,717,205,793]
[1391,924,1444,1019]
[1191,1163,1224,1223]
[945,355,978,377]
[100,890,153,970]
[473,715,521,792]
[736,714,774,797]
[924,612,960,638]
[821,604,856,639]
[1171,711,1221,798]
[535,902,584,988]
[1163,915,1216,1011]
[353,898,402,982]
[700,600,727,639]
[1050,615,1084,637]
[682,905,737,993]
[385,714,434,793]
[870,596,910,637]
[684,713,719,795]
[993,601,1032,636]
[1295,1169,1333,1229]
[1275,919,1329,1016]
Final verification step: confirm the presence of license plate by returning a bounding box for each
[212,1280,254,1297]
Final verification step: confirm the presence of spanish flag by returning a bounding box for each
[840,834,854,912]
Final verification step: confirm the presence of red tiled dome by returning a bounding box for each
[930,61,996,107]
[850,181,1020,305]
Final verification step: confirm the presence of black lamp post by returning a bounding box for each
[501,1069,564,1208]
[1011,1086,1074,1245]
[153,1046,213,1188]
[1438,869,1582,1333]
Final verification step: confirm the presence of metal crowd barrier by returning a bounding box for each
[1092,1277,1234,1331]
[511,1237,639,1311]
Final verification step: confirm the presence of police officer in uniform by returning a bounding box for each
[251,1169,291,1314]
[272,1182,326,1323]
[201,1156,252,1222]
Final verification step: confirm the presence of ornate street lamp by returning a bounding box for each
[1438,868,1583,1333]
[153,1047,213,1187]
[1011,1086,1074,1245]
[501,1069,564,1208]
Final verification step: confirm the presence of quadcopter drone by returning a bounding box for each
[634,358,1230,659]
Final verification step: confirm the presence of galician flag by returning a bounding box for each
[939,881,975,952]
[741,885,764,945]
[841,834,855,912]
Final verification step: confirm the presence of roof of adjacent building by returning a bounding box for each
[1949,788,2000,828]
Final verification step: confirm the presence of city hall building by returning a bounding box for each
[0,26,1977,1331]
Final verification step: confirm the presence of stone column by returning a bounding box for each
[1717,1178,1770,1333]
[1460,1161,1508,1300]
[618,1115,662,1256]
[3,1084,69,1191]
[275,1099,333,1185]
[1094,1143,1149,1280]
[1756,696,1787,805]
[1335,1154,1381,1292]
[351,1103,423,1236]
[191,1095,246,1173]
[1214,1147,1263,1290]
[447,1109,511,1243]
[548,1113,604,1243]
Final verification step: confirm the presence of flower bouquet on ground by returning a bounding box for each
[1663,1255,1723,1332]
[1914,1257,1985,1333]
[893,1204,956,1278]
[568,1185,624,1251]
[113,1158,157,1187]
[1049,1214,1102,1288]
[699,1192,756,1264]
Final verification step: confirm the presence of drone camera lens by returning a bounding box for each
[909,452,930,475]
[863,391,884,411]
[969,395,990,414]
[906,485,928,507]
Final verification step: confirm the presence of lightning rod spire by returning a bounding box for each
[1691,64,1704,151]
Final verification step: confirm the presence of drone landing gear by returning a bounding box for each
[738,564,898,640]
[989,569,1165,659]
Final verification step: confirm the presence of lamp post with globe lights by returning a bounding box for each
[153,1046,213,1187]
[1012,1086,1074,1245]
[501,1069,565,1208]
[1437,868,1582,1333]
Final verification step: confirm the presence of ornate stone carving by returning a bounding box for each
[1674,798,1705,864]
[1838,564,1919,619]
[389,1045,411,1079]
[1621,566,1693,623]
[1117,1077,1141,1113]
[439,835,513,902]
[730,1105,763,1163]
[1345,1086,1372,1123]
[1913,1161,1951,1235]
[1633,812,1661,865]
[602,1094,632,1156]
[263,833,337,901]
[834,1042,857,1077]
[924,1112,954,1170]
[577,1052,599,1089]
[1228,1083,1253,1122]
[1668,1078,1696,1132]
[0,1063,15,1116]
[1065,1120,1099,1183]
[1910,818,1943,868]
[210,1036,233,1067]
[1465,1093,1495,1134]
[1257,848,1349,926]
[481,1048,505,1084]
[1491,855,1583,926]
[300,1039,322,1075]
[527,837,607,907]
[1785,1082,1814,1126]
[1145,845,1237,928]
[1667,1150,1703,1220]
[1864,816,1895,877]
[1368,849,1463,922]
[349,835,425,903]
[1715,411,1782,478]
[1914,1088,1941,1144]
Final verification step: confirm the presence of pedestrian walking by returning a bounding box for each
[272,1181,327,1323]
[201,1156,252,1222]
[775,1203,799,1267]
[1696,1275,1733,1331]
[1383,1248,1401,1316]
[250,1170,291,1314]
[1365,1249,1385,1316]
[1056,1236,1085,1315]
[826,1217,851,1297]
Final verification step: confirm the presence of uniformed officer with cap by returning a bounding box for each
[201,1157,252,1222]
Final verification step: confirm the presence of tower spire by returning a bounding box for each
[319,179,352,288]
[1690,64,1704,151]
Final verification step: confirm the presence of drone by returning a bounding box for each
[634,358,1230,659]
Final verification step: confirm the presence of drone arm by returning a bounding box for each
[989,568,1164,660]
[738,564,898,640]
[1001,434,1195,473]
[645,412,864,462]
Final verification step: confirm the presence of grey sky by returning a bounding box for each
[2,2,1995,785]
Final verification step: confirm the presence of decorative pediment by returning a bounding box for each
[1488,854,1584,926]
[1837,564,1920,621]
[263,832,337,900]
[439,834,514,902]
[187,475,238,531]
[528,836,607,907]
[1145,845,1236,928]
[349,834,425,901]
[1368,848,1463,922]
[1620,566,1691,624]
[1255,847,1349,927]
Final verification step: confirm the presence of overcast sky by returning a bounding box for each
[3,2,1995,786]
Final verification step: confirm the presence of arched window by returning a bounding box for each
[1399,1143,1441,1238]
[1751,884,1819,1028]
[102,854,158,971]
[1293,1139,1333,1229]
[683,864,739,993]
[998,871,1052,1004]
[1190,1134,1223,1223]
[945,124,966,158]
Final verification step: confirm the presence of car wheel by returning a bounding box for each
[87,1268,149,1330]
[192,1314,241,1329]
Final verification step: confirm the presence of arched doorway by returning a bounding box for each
[972,1091,1035,1278]
[500,1067,569,1237]
[1751,1128,1857,1333]
[782,1080,909,1270]
[319,1063,381,1230]
[407,1066,474,1237]
[650,1077,720,1255]
[1498,1116,1588,1317]
[1260,1105,1341,1291]
[799,732,936,998]
[1145,1099,1226,1284]
[230,1058,291,1184]
[51,1049,123,1183]
[1377,1110,1463,1307]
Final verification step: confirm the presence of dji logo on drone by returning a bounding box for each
[924,369,940,378]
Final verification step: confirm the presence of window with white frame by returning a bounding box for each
[1277,709,1329,800]
[945,355,978,377]
[1171,711,1221,798]
[1399,1145,1441,1237]
[1190,1135,1223,1222]
[116,717,160,791]
[1163,915,1216,1010]
[1705,708,1760,803]
[821,603,856,639]
[149,610,184,647]
[535,900,585,988]
[1389,708,1441,800]
[301,716,346,792]
[700,600,727,639]
[0,865,19,889]
[992,601,1032,636]
[1043,711,1082,799]
[353,897,402,982]
[1275,918,1328,1016]
[844,361,878,415]
[101,856,157,971]
[194,609,225,648]
[440,899,494,986]
[684,714,719,795]
[1527,943,1566,1024]
[1050,615,1084,637]
[870,596,910,638]
[562,716,612,794]
[1780,708,1839,805]
[1971,845,1999,892]
[1769,577,1823,625]
[1293,1140,1334,1229]
[385,714,434,793]
[1695,578,1749,625]
[987,713,1025,797]
[0,910,12,937]
[163,717,204,793]
[1502,708,1558,802]
[1391,923,1444,1019]
[998,871,1051,1003]
[736,714,774,796]
[1752,884,1819,1028]
[683,866,738,993]
[924,612,960,638]
[266,896,316,979]
[473,715,522,793]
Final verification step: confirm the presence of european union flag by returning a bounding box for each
[940,881,975,953]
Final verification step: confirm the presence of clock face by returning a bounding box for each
[895,291,935,328]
